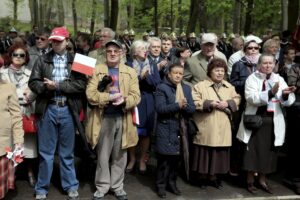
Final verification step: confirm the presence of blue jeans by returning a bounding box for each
[35,105,79,195]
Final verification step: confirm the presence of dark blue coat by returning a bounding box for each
[230,56,257,98]
[128,59,161,131]
[154,78,195,155]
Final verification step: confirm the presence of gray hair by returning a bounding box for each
[148,37,161,47]
[130,40,147,57]
[257,53,276,66]
[101,27,115,39]
[262,39,279,53]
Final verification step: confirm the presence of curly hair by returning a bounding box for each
[206,58,227,78]
[3,43,30,66]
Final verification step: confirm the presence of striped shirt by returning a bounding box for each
[52,53,68,102]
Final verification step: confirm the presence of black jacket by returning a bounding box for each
[28,50,87,128]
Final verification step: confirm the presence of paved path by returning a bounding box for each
[4,157,300,200]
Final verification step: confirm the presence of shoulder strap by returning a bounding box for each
[212,86,223,101]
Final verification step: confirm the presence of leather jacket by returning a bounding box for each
[28,50,87,123]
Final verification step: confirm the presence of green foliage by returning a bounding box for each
[0,17,12,31]
[251,0,281,34]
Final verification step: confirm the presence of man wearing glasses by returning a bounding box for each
[86,40,140,200]
[29,27,87,200]
[27,28,51,70]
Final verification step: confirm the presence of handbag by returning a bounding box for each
[187,118,198,136]
[243,114,263,130]
[22,114,37,134]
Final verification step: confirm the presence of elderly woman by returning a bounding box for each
[262,39,280,72]
[0,44,37,187]
[237,54,296,194]
[192,58,240,188]
[0,81,24,199]
[229,38,261,175]
[154,63,195,198]
[126,40,161,174]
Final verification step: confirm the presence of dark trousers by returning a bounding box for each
[156,153,179,190]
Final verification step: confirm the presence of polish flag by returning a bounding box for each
[131,106,139,125]
[72,53,96,76]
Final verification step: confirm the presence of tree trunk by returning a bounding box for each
[45,0,52,25]
[127,0,134,29]
[154,0,158,36]
[187,0,199,34]
[72,0,78,35]
[90,0,97,34]
[103,0,110,27]
[28,0,36,26]
[233,0,241,34]
[288,0,300,31]
[39,0,45,28]
[199,0,207,33]
[110,0,119,30]
[244,0,254,35]
[281,0,288,30]
[178,0,183,33]
[13,0,18,25]
[57,0,65,25]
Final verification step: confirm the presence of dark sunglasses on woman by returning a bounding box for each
[12,53,26,58]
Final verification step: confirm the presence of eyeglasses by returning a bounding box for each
[247,46,259,50]
[35,37,47,41]
[106,50,121,54]
[12,53,26,58]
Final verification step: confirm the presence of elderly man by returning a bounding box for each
[86,40,140,200]
[183,33,227,86]
[29,27,86,200]
[147,37,168,79]
[89,27,115,64]
[27,28,51,70]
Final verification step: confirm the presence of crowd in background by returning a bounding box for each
[0,23,300,200]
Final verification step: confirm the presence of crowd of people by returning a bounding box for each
[0,24,300,200]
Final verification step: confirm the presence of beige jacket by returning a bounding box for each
[192,79,240,147]
[0,82,24,156]
[85,63,141,149]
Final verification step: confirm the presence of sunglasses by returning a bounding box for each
[35,37,47,41]
[247,46,259,50]
[12,53,26,58]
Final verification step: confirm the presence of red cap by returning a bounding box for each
[49,27,69,41]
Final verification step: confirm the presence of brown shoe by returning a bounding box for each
[247,183,258,194]
[258,182,273,194]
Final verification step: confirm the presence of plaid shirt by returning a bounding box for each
[52,53,68,102]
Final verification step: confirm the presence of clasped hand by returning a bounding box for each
[44,78,57,90]
[178,98,188,109]
[109,93,125,105]
[211,100,228,110]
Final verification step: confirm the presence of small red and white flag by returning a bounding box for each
[131,106,140,125]
[72,53,96,76]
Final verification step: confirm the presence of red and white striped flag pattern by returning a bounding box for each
[72,53,96,76]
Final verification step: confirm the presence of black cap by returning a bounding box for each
[105,40,123,49]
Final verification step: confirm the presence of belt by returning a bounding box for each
[49,100,67,107]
